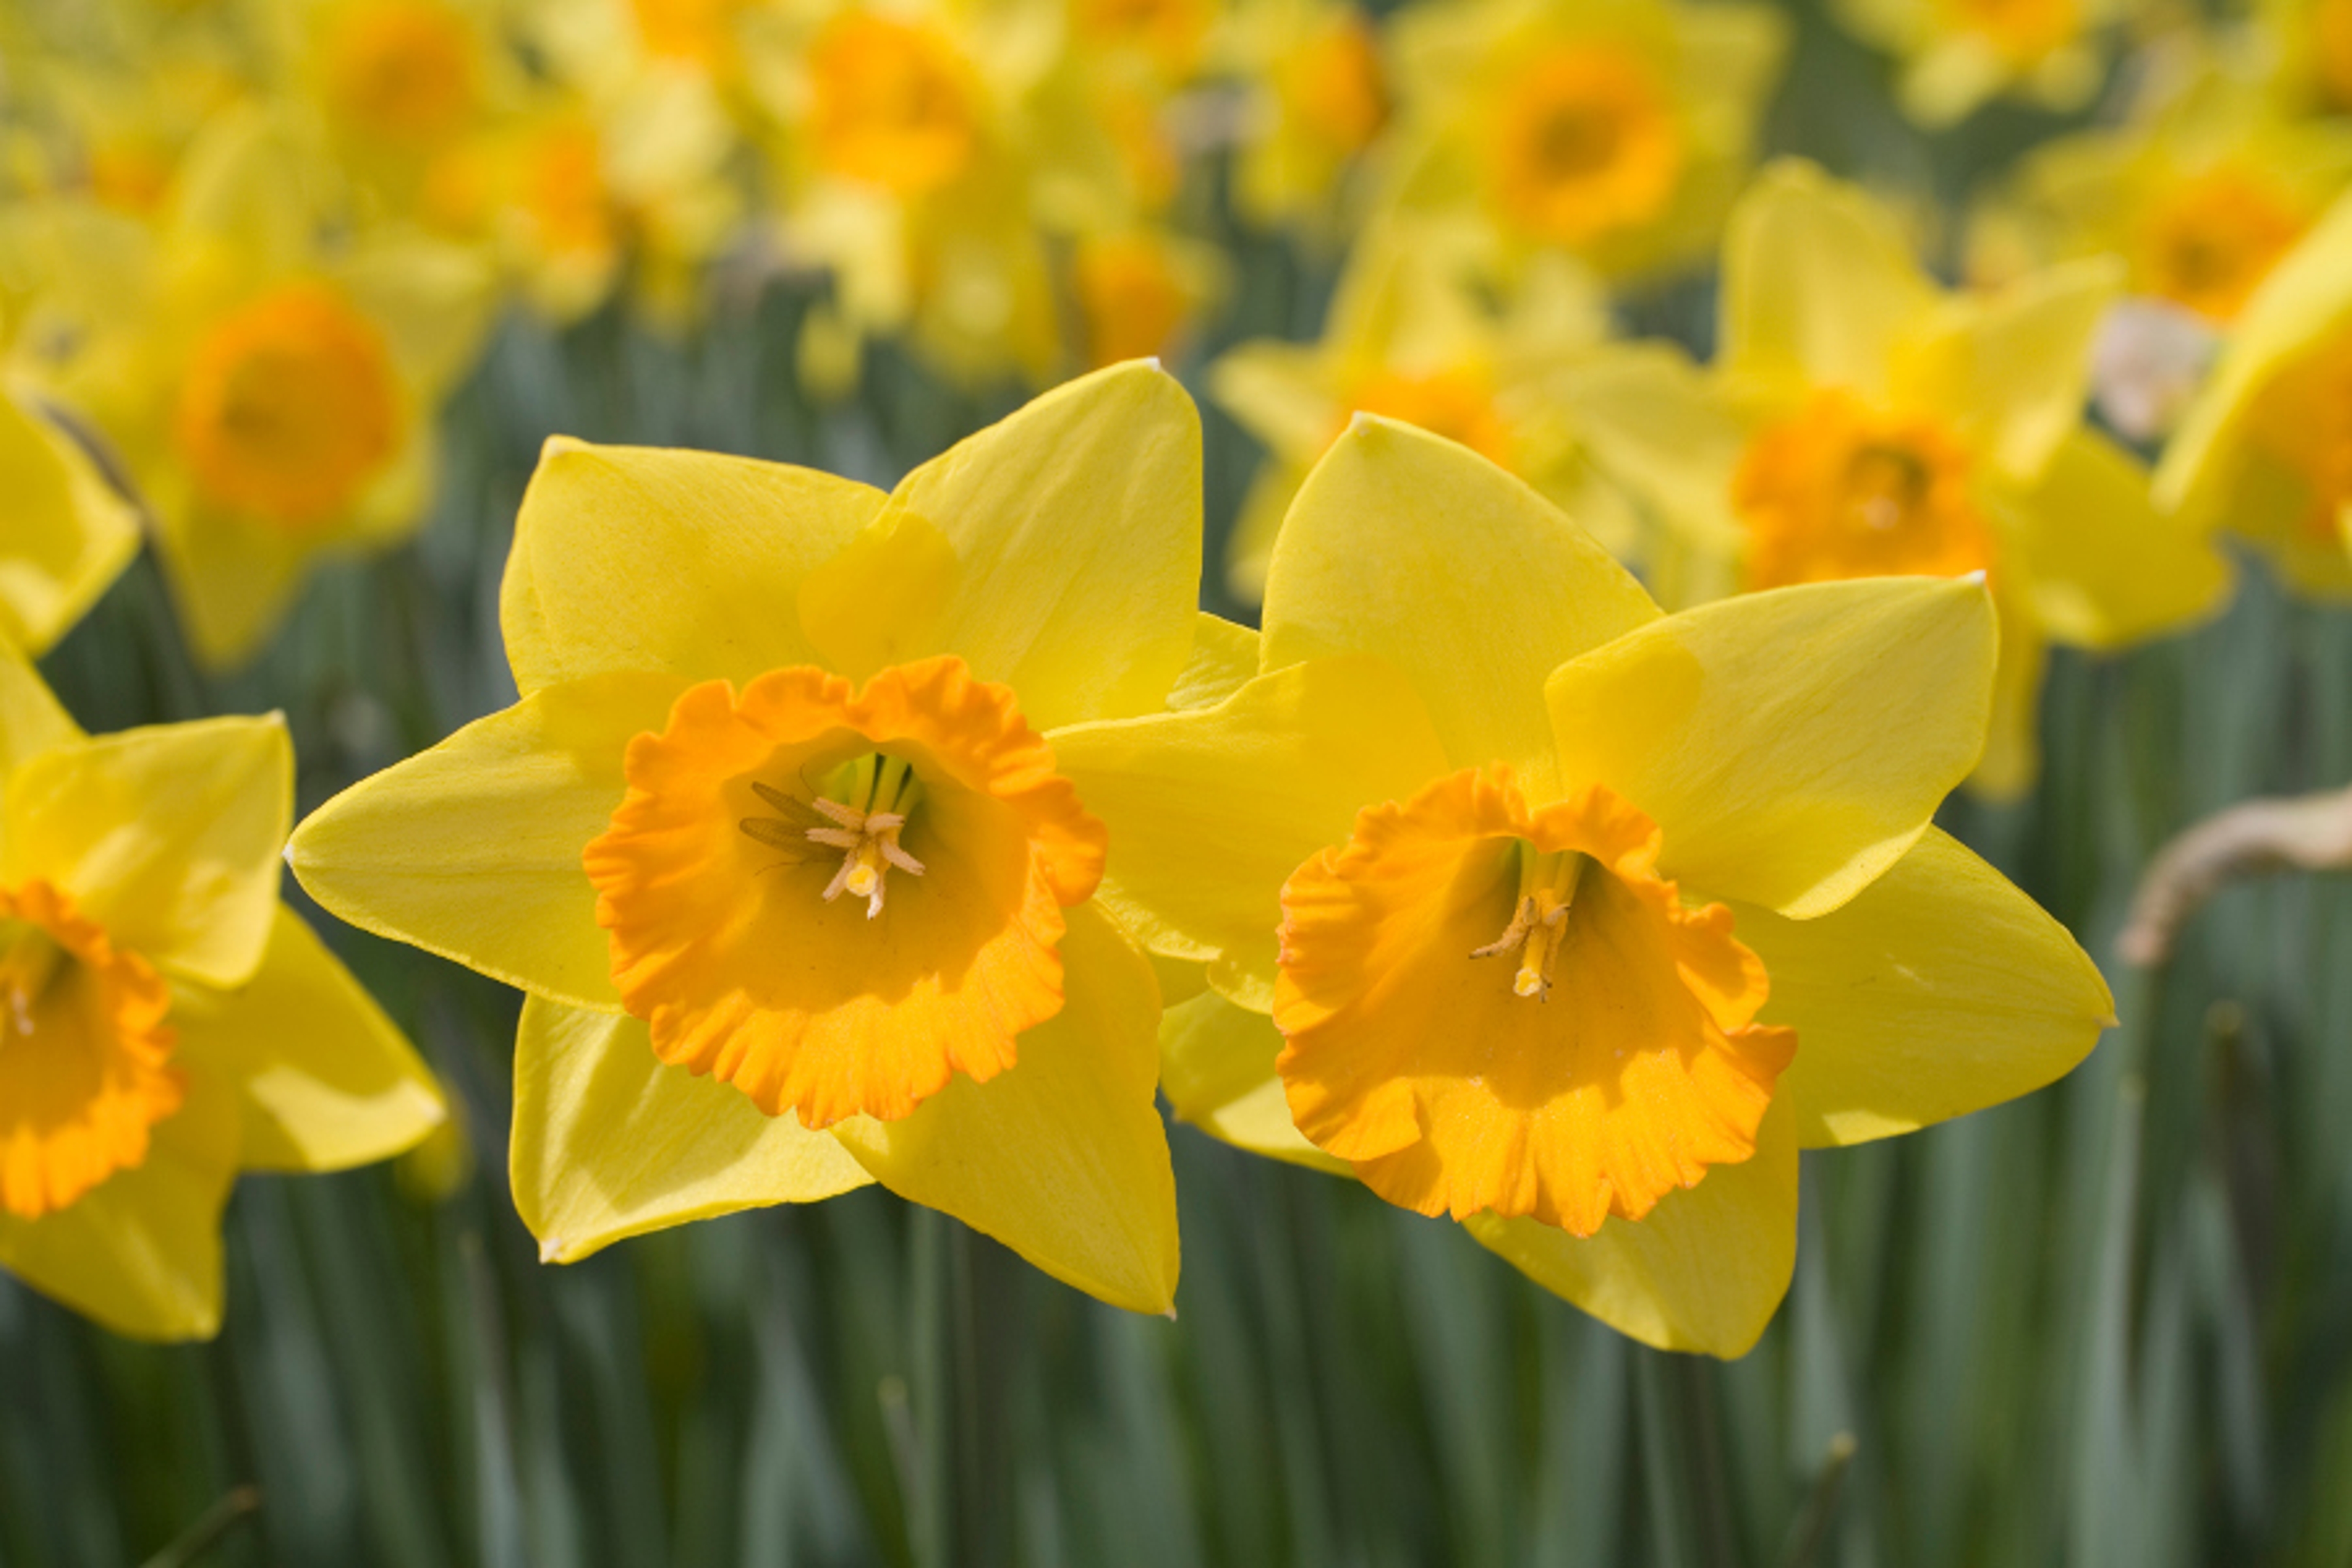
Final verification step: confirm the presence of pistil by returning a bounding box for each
[741,755,928,919]
[1470,846,1588,1000]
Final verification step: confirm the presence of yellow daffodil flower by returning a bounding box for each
[1210,216,1637,601]
[1558,162,2230,796]
[762,2,1063,389]
[27,112,492,668]
[2156,188,2352,597]
[1833,0,2139,126]
[1070,227,1226,369]
[0,640,445,1340]
[1972,67,2352,329]
[1224,0,1391,234]
[1050,415,2116,1356]
[285,363,1195,1313]
[2259,0,2352,118]
[1374,0,1785,285]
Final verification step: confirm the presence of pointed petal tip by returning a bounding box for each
[538,1235,567,1264]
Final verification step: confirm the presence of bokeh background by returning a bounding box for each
[7,0,2352,1561]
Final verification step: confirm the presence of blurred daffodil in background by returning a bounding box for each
[1210,217,1638,600]
[1377,0,1785,287]
[13,113,492,667]
[1833,0,2140,124]
[289,363,1196,1313]
[1054,417,2114,1355]
[1560,162,2230,796]
[0,639,444,1340]
[2157,187,2352,597]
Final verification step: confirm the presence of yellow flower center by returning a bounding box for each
[320,0,480,148]
[2315,0,2352,110]
[1274,769,1795,1237]
[173,282,404,532]
[519,123,617,260]
[1942,0,2077,64]
[1074,235,1191,368]
[1488,45,1684,249]
[0,881,181,1222]
[1340,367,1515,470]
[1732,390,1994,589]
[808,12,984,197]
[583,657,1107,1128]
[2250,331,2352,543]
[1275,13,1389,159]
[2137,168,2307,325]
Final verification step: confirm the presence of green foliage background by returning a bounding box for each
[9,1,2352,1562]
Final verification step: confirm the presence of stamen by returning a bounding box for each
[1469,847,1588,1001]
[740,755,928,919]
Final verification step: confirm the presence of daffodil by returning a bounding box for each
[1050,415,2115,1355]
[758,2,1064,388]
[0,640,445,1340]
[1210,215,1637,601]
[23,111,492,667]
[1224,0,1391,235]
[1971,67,2352,330]
[1833,0,2139,126]
[1557,162,2230,796]
[1373,0,1785,286]
[2155,187,2352,597]
[2258,0,2352,118]
[286,363,1194,1313]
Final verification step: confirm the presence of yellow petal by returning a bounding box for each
[0,1066,241,1341]
[1545,576,1994,918]
[500,438,886,695]
[1899,258,2119,483]
[0,635,81,782]
[1052,655,1449,985]
[1159,990,1350,1175]
[2157,191,2352,524]
[512,997,873,1263]
[150,510,311,672]
[288,673,688,1011]
[2,715,290,988]
[2002,429,2231,652]
[1971,606,2046,803]
[1464,1088,1796,1358]
[1721,162,1936,401]
[0,389,140,657]
[1740,827,2111,1148]
[863,361,1202,731]
[1264,418,1659,788]
[830,903,1179,1314]
[1165,612,1261,713]
[173,906,446,1172]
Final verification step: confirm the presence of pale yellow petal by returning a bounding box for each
[831,903,1179,1314]
[500,438,886,694]
[1053,655,1449,983]
[175,905,446,1173]
[287,673,688,1011]
[0,389,140,657]
[1159,991,1348,1174]
[1971,606,2046,802]
[512,997,874,1263]
[1264,418,1659,789]
[2002,429,2231,652]
[1901,257,2119,481]
[1741,828,2111,1148]
[2,715,290,987]
[0,633,81,782]
[858,361,1202,730]
[0,1067,241,1342]
[1721,162,1937,401]
[150,508,311,672]
[1164,612,1261,713]
[1465,1090,1796,1358]
[1545,577,1994,918]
